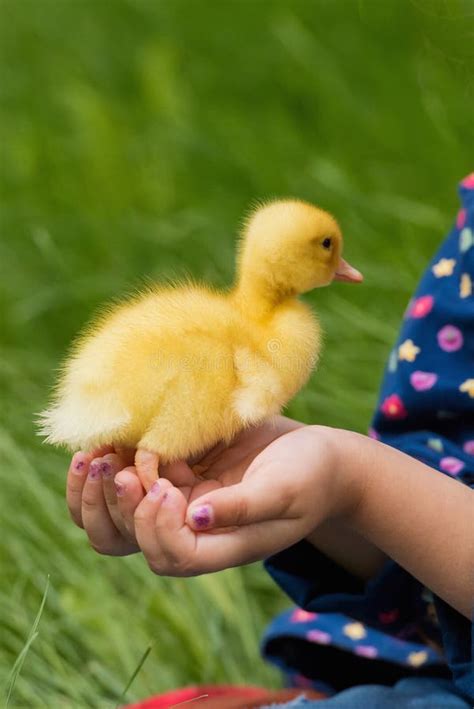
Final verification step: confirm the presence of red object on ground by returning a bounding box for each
[123,685,270,708]
[123,684,326,708]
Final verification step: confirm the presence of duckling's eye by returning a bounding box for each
[322,237,332,249]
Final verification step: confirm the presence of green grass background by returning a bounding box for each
[1,0,473,706]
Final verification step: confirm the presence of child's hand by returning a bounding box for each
[66,447,142,556]
[66,417,304,557]
[131,426,358,576]
[66,446,203,555]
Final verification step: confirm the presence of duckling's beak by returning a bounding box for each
[334,258,363,283]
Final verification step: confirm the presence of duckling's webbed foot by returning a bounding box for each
[135,449,160,492]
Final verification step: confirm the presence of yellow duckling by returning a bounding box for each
[39,200,362,489]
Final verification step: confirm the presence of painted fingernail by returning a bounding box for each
[72,452,86,473]
[100,460,113,478]
[88,461,101,480]
[191,504,213,529]
[114,480,125,496]
[147,481,161,499]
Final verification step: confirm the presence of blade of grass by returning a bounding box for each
[115,644,152,709]
[4,576,50,708]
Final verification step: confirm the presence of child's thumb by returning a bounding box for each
[186,480,284,531]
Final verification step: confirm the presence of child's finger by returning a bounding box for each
[81,457,124,554]
[156,499,298,576]
[192,517,299,573]
[100,454,137,543]
[185,476,291,532]
[188,478,222,505]
[134,481,299,576]
[138,483,196,575]
[153,486,194,569]
[115,467,147,539]
[66,451,93,528]
[133,479,175,565]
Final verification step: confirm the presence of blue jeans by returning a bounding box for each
[262,678,470,708]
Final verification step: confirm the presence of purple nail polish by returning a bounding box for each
[72,453,86,474]
[148,481,161,499]
[88,461,101,480]
[191,504,213,529]
[100,461,113,478]
[114,481,125,496]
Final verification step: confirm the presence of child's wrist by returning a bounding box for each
[308,426,369,522]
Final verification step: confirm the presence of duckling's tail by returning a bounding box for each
[36,394,131,452]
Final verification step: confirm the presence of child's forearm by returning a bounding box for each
[330,430,474,619]
[306,519,387,580]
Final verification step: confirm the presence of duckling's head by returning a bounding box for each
[237,199,362,301]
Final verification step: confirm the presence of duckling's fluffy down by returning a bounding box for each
[38,281,320,461]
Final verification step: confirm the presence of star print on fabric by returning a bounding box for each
[437,325,463,352]
[461,173,474,189]
[380,394,408,419]
[410,371,437,391]
[407,651,428,667]
[460,273,472,299]
[456,209,466,229]
[427,438,443,453]
[378,609,400,624]
[464,441,474,456]
[291,609,318,623]
[306,629,331,645]
[388,350,398,372]
[460,379,474,398]
[459,227,473,253]
[432,258,456,277]
[398,339,420,362]
[440,457,465,476]
[408,295,434,319]
[343,622,367,640]
[355,645,378,658]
